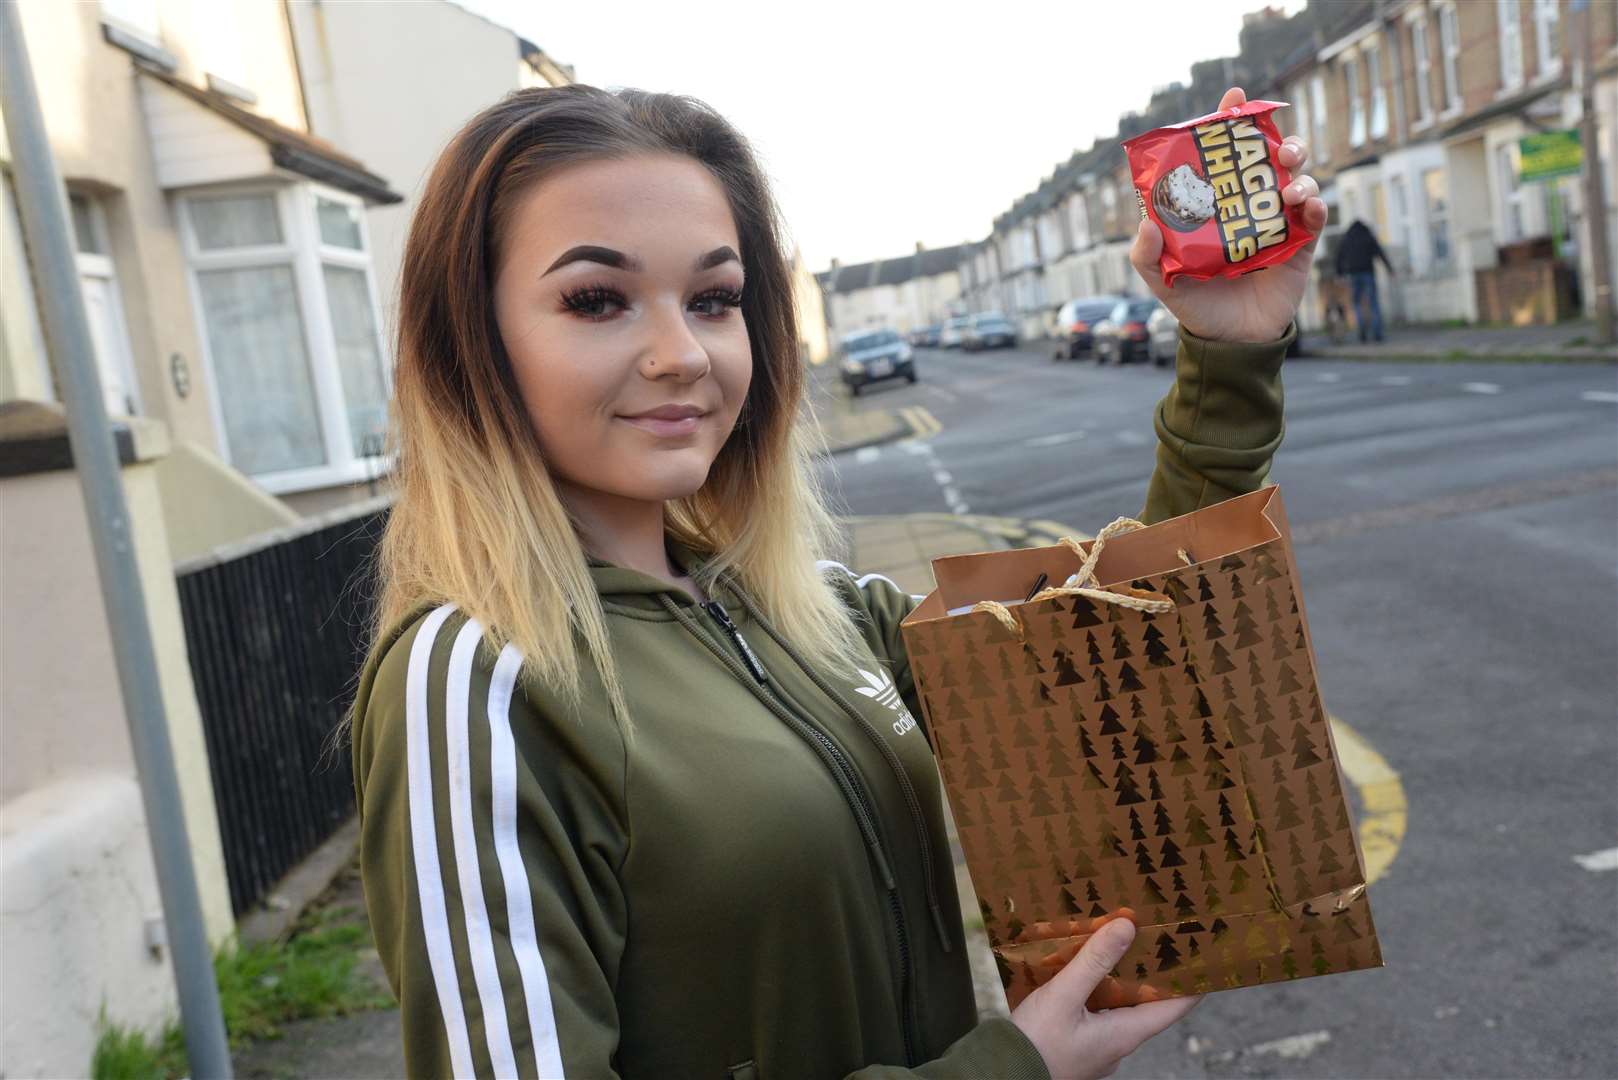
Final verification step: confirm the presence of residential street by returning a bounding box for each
[818,344,1618,1078]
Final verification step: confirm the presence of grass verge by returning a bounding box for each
[90,902,393,1079]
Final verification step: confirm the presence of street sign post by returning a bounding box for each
[0,4,233,1076]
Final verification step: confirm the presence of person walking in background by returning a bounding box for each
[1334,218,1395,343]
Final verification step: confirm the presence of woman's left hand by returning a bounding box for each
[1129,86,1328,344]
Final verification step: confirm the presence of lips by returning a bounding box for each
[618,403,708,438]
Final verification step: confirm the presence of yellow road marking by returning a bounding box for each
[900,405,942,440]
[1328,715,1407,885]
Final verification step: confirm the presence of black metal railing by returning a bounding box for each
[176,500,390,916]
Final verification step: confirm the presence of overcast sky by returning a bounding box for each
[461,0,1304,272]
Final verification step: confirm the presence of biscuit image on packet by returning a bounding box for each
[1124,100,1314,285]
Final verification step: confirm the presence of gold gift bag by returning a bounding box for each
[900,487,1383,1008]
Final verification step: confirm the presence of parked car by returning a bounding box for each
[1093,297,1162,364]
[908,324,941,348]
[939,315,972,349]
[1146,305,1179,366]
[1055,295,1124,359]
[839,328,915,395]
[962,311,1018,351]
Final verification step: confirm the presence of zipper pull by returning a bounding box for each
[703,601,769,683]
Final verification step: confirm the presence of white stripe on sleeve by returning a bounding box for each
[816,559,926,604]
[445,618,520,1078]
[487,642,567,1078]
[405,604,478,1078]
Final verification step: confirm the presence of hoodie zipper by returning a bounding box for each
[703,601,770,683]
[674,598,921,1067]
[730,590,955,957]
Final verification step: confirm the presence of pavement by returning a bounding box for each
[814,383,913,455]
[1299,318,1616,361]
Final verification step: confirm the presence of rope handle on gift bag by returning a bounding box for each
[972,517,1176,638]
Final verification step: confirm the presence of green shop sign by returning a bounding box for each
[1518,130,1583,182]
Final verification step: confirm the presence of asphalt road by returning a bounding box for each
[818,343,1618,1079]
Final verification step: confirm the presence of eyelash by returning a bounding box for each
[559,284,744,322]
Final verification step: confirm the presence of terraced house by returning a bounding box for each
[961,0,1617,337]
[819,242,968,337]
[1276,0,1617,326]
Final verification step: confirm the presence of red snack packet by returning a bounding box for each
[1123,100,1313,286]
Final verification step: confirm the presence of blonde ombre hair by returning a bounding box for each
[372,85,864,728]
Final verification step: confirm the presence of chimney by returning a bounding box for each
[915,241,926,253]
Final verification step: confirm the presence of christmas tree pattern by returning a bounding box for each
[1143,623,1173,668]
[902,535,1375,1005]
[1052,648,1084,686]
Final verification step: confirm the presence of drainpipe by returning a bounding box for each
[0,6,233,1077]
[1576,0,1614,344]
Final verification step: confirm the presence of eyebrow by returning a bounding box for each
[542,244,740,276]
[694,245,740,271]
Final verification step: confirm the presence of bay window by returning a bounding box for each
[1496,142,1525,243]
[182,185,389,491]
[1424,168,1451,266]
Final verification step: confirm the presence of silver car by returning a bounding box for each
[1147,305,1179,367]
[839,329,915,395]
[962,312,1018,351]
[939,315,972,349]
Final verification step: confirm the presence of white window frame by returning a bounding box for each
[1410,13,1435,129]
[1291,79,1312,151]
[1389,174,1411,271]
[1346,53,1367,148]
[1498,0,1524,92]
[1496,142,1525,243]
[1038,212,1063,261]
[1067,191,1091,252]
[179,182,391,493]
[99,0,162,45]
[1,175,53,401]
[1533,0,1561,78]
[196,0,254,103]
[1438,2,1463,115]
[1365,38,1389,140]
[1423,167,1451,268]
[1310,71,1330,163]
[70,194,142,417]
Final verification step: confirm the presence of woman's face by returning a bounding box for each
[492,153,752,508]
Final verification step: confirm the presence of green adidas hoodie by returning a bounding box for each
[349,326,1290,1079]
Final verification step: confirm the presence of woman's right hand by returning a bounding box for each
[1009,918,1202,1079]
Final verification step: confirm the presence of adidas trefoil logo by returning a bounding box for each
[855,667,917,736]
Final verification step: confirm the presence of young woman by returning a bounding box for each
[348,83,1324,1079]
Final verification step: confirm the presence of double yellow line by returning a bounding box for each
[899,405,942,440]
[1328,716,1407,885]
